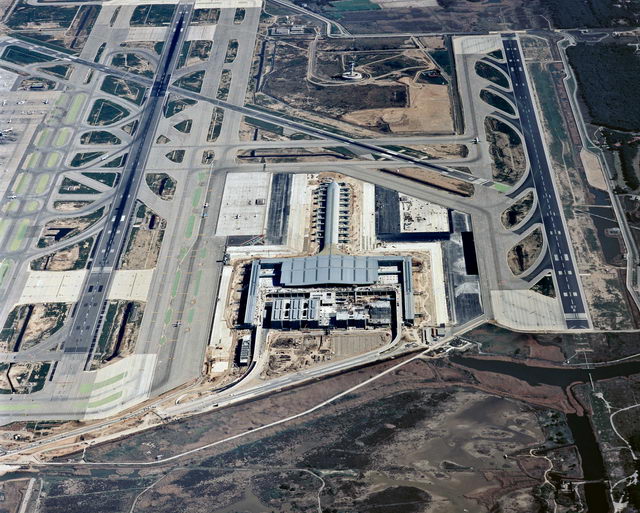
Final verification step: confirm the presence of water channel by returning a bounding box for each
[451,355,640,512]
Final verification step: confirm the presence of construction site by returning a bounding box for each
[203,171,481,382]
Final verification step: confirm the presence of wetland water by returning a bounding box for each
[451,356,640,512]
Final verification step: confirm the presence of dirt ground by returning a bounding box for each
[31,238,92,271]
[120,205,166,270]
[0,303,67,353]
[385,167,474,196]
[38,208,104,248]
[52,200,92,212]
[507,227,543,276]
[262,330,389,378]
[501,191,534,229]
[27,357,564,513]
[485,117,527,185]
[343,79,453,134]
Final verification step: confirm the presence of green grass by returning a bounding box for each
[45,152,60,168]
[26,152,40,169]
[24,200,39,213]
[171,271,181,298]
[64,94,87,124]
[3,200,19,214]
[328,0,380,10]
[34,174,50,194]
[191,187,203,208]
[87,391,123,408]
[9,219,30,252]
[0,260,12,287]
[13,173,30,194]
[53,128,71,147]
[493,183,511,193]
[79,373,126,395]
[184,215,196,238]
[164,308,173,325]
[36,129,51,147]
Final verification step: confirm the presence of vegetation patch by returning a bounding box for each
[165,150,185,163]
[0,303,67,353]
[59,177,99,195]
[87,99,130,126]
[91,301,145,370]
[100,75,147,105]
[1,45,55,66]
[111,53,155,78]
[146,173,176,200]
[475,61,509,89]
[6,1,79,30]
[164,96,197,118]
[327,0,380,11]
[121,120,139,136]
[70,151,105,167]
[207,108,225,142]
[39,64,72,79]
[234,8,246,23]
[121,203,166,269]
[53,200,92,212]
[216,70,232,101]
[80,130,122,145]
[567,43,640,132]
[485,116,526,186]
[31,238,94,271]
[102,154,127,168]
[192,8,220,24]
[82,172,118,187]
[480,89,515,116]
[507,227,544,276]
[501,191,534,229]
[224,40,239,64]
[38,208,104,248]
[130,4,176,26]
[173,119,192,133]
[173,70,205,93]
[531,273,556,298]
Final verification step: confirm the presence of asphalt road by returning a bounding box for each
[59,4,193,369]
[502,34,589,329]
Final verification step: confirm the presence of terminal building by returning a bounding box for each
[242,180,415,332]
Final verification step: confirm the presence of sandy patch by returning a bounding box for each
[580,148,607,191]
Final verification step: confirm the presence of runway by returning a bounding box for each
[54,4,194,388]
[502,34,589,329]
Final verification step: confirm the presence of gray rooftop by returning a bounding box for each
[278,255,379,286]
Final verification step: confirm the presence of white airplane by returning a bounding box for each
[472,137,479,144]
[7,195,17,199]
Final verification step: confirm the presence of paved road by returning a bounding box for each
[58,4,193,374]
[502,34,589,329]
